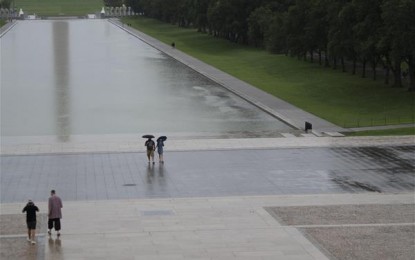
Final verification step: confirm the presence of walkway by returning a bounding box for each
[1,144,414,203]
[1,137,414,259]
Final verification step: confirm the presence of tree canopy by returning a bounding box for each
[124,0,415,90]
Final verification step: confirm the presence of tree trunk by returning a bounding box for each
[362,59,366,78]
[310,50,314,63]
[372,62,377,81]
[393,58,402,87]
[341,57,345,72]
[408,55,415,91]
[325,51,330,67]
[319,50,322,65]
[352,59,356,75]
[333,57,337,70]
[384,66,390,85]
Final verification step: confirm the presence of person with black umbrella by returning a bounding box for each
[143,135,156,164]
[156,136,167,163]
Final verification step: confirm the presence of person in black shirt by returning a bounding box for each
[145,138,156,164]
[22,200,39,245]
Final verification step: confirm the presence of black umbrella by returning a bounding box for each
[142,134,155,139]
[157,136,167,142]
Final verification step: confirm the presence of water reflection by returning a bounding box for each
[328,146,415,193]
[53,21,71,142]
[1,20,294,141]
[146,163,155,184]
[48,237,62,257]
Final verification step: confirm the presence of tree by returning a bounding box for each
[125,0,143,13]
[193,0,211,32]
[328,1,355,72]
[284,0,311,59]
[247,6,273,47]
[104,0,124,7]
[304,0,330,64]
[352,0,383,79]
[380,0,415,88]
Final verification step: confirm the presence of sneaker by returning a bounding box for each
[48,230,51,235]
[57,232,61,237]
[27,238,31,242]
[31,240,36,245]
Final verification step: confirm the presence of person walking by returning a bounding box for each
[156,137,165,163]
[145,137,156,164]
[22,200,39,245]
[48,190,63,237]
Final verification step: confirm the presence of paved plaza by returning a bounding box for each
[1,142,415,203]
[1,137,414,260]
[1,19,415,260]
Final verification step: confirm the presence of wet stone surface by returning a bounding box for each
[1,146,414,203]
[0,214,47,236]
[266,204,415,260]
[300,226,415,260]
[265,204,415,226]
[0,214,47,260]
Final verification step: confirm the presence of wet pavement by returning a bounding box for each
[1,145,414,203]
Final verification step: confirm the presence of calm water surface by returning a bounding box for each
[1,20,292,142]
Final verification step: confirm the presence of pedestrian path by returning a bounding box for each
[1,193,413,260]
[2,142,414,203]
[1,135,413,155]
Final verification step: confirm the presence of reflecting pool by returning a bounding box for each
[1,20,293,142]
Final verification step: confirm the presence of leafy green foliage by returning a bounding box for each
[123,16,415,127]
[127,0,415,89]
[13,0,103,16]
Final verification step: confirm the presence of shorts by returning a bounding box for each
[147,150,154,157]
[27,221,36,230]
[48,218,61,231]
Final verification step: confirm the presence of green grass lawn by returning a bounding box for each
[14,0,103,16]
[0,19,6,27]
[345,127,415,136]
[123,17,415,128]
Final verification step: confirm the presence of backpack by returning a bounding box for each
[146,140,155,150]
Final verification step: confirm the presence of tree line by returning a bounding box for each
[0,0,12,9]
[106,0,415,90]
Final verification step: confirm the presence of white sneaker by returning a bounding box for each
[31,240,36,245]
[27,238,31,242]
